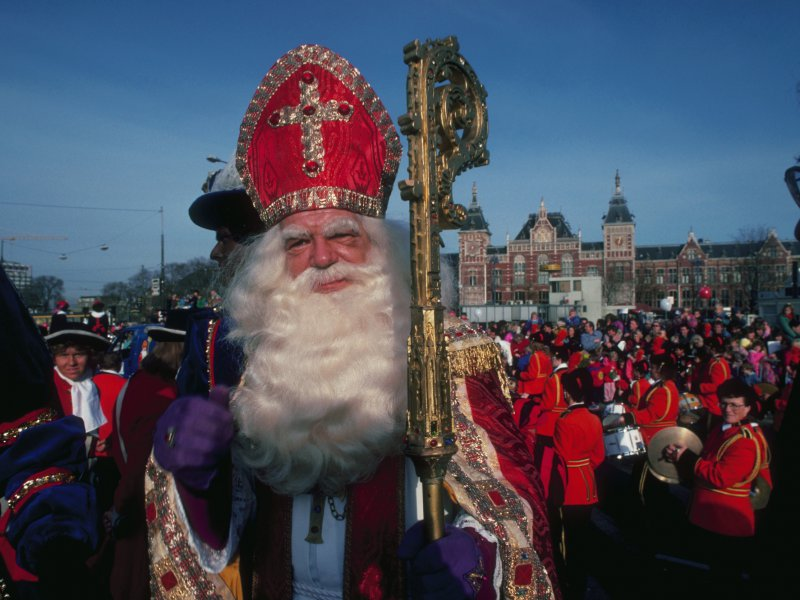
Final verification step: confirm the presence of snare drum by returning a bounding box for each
[679,393,702,415]
[604,426,646,459]
[602,402,626,418]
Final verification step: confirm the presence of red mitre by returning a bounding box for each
[236,44,402,229]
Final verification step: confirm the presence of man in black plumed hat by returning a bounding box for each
[191,160,263,269]
[176,159,261,397]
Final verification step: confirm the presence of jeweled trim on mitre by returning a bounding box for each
[254,186,385,229]
[237,44,402,228]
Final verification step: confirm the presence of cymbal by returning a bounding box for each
[647,427,703,484]
[751,474,771,510]
[756,383,779,398]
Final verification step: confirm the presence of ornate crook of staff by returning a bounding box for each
[398,36,489,542]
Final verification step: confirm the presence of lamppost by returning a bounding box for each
[489,256,499,306]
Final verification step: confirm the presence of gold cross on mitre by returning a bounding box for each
[267,71,353,177]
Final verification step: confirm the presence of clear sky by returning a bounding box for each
[2,0,799,302]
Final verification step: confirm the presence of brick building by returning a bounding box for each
[455,172,799,313]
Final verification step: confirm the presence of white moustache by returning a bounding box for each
[292,261,374,293]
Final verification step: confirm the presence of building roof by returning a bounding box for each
[514,211,576,241]
[460,183,491,233]
[581,241,604,252]
[602,171,634,225]
[636,238,800,261]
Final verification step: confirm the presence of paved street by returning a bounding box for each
[577,459,771,600]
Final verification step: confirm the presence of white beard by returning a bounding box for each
[226,218,410,495]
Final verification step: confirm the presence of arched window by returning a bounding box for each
[561,254,573,276]
[514,256,526,285]
[537,255,549,284]
[468,270,477,286]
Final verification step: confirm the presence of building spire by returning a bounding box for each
[615,169,621,195]
[538,196,547,219]
[470,181,478,208]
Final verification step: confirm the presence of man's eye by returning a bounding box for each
[285,239,309,251]
[329,232,357,241]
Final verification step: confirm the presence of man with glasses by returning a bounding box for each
[666,379,766,591]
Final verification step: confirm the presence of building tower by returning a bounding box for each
[602,171,636,308]
[458,183,492,305]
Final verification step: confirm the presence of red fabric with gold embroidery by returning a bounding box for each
[464,371,560,594]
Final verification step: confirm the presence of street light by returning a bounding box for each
[489,256,499,305]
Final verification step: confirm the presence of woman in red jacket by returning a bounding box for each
[554,368,604,600]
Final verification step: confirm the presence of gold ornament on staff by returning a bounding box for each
[399,36,489,542]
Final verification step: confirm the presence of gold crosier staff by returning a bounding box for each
[399,37,489,542]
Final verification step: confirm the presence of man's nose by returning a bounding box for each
[210,242,223,262]
[310,238,336,269]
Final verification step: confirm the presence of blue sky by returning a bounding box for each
[2,1,799,302]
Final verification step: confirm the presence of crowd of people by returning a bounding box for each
[0,42,794,600]
[490,303,791,597]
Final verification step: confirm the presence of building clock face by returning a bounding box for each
[467,243,477,253]
[614,236,624,247]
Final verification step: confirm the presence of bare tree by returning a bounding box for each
[22,275,64,312]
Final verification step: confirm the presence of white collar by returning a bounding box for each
[54,367,106,434]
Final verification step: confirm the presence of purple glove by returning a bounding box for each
[398,521,482,599]
[153,386,234,490]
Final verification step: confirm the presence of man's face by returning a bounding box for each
[54,346,89,381]
[680,326,689,336]
[280,209,372,293]
[719,395,751,425]
[210,226,240,267]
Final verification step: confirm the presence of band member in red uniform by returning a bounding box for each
[623,356,679,445]
[697,340,731,419]
[535,347,569,500]
[667,379,766,593]
[515,342,552,432]
[554,368,604,600]
[627,359,651,411]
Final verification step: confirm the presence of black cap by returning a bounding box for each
[146,309,190,342]
[188,188,263,239]
[44,329,111,352]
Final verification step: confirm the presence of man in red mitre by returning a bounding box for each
[146,45,557,600]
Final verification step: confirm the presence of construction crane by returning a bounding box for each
[0,235,68,264]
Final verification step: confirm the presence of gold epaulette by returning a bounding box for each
[712,424,762,489]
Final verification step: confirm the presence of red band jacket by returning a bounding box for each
[689,422,763,537]
[535,365,568,438]
[629,379,680,445]
[518,350,552,397]
[698,357,731,416]
[554,403,605,506]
